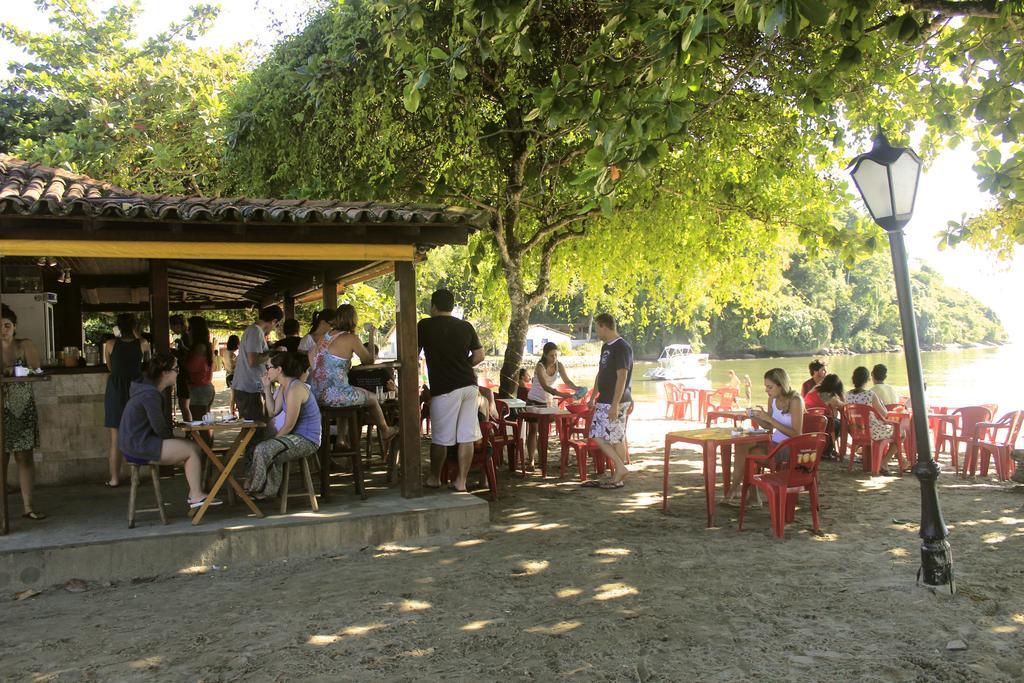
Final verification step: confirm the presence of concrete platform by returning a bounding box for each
[0,475,489,592]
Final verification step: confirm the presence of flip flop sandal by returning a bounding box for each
[580,480,603,488]
[22,511,46,520]
[188,496,223,509]
[599,481,625,489]
[103,481,121,488]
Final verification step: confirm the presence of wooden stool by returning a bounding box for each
[279,457,320,514]
[319,405,367,501]
[127,462,167,528]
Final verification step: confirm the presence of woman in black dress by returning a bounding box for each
[103,313,149,487]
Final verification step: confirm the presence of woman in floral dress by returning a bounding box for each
[308,305,398,451]
[1,303,44,520]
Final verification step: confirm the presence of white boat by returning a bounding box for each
[643,344,711,381]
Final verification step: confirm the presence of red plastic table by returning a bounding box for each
[520,407,572,477]
[662,427,771,527]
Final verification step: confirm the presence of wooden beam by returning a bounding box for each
[149,260,170,354]
[322,269,338,311]
[395,260,422,498]
[83,300,254,312]
[283,292,295,320]
[0,240,416,261]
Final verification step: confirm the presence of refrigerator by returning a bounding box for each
[2,292,57,365]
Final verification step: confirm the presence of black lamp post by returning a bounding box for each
[848,131,954,592]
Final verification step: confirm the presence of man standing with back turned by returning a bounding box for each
[585,313,633,489]
[418,289,484,492]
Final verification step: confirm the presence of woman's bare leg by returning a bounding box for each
[728,443,752,499]
[107,428,121,486]
[13,451,36,514]
[525,422,538,468]
[159,438,205,500]
[360,389,399,446]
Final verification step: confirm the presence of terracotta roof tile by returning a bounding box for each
[0,154,484,229]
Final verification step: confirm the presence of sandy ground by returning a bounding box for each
[2,402,1023,682]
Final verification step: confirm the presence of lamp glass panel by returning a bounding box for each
[851,158,893,219]
[891,152,921,218]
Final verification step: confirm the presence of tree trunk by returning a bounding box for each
[498,288,533,397]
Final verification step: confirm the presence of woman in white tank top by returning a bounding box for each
[524,343,581,470]
[725,368,804,504]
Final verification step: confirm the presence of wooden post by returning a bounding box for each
[149,260,170,354]
[0,256,7,534]
[395,261,421,498]
[283,292,295,321]
[322,270,338,311]
[149,261,173,471]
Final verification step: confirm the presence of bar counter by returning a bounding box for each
[29,365,109,485]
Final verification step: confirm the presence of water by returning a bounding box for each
[624,345,1021,412]
[496,345,1020,412]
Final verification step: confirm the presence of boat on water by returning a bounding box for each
[643,344,712,381]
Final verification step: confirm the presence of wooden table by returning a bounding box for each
[1,375,51,535]
[662,427,771,527]
[177,420,265,525]
[520,407,572,477]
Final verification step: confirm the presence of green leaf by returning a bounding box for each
[584,146,606,167]
[429,47,448,60]
[451,61,467,80]
[599,195,614,217]
[416,70,430,89]
[403,83,421,112]
[591,89,601,108]
[523,107,542,122]
[409,13,424,31]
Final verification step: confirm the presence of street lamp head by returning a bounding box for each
[848,130,922,232]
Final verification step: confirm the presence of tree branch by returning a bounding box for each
[521,209,598,253]
[526,226,587,307]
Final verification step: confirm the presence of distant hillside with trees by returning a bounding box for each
[615,251,1008,359]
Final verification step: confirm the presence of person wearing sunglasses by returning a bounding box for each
[248,351,322,499]
[118,352,220,509]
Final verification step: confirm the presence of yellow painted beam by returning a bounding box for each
[0,240,415,261]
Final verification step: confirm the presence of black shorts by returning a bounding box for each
[175,372,190,400]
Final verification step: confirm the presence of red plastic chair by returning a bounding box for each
[664,382,693,420]
[561,403,634,478]
[802,413,828,435]
[936,406,993,473]
[704,387,741,427]
[842,403,900,475]
[440,420,498,500]
[707,387,739,411]
[738,432,829,539]
[886,406,916,473]
[490,402,523,473]
[560,406,601,481]
[963,410,1022,480]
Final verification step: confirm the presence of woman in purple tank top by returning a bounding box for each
[247,351,322,499]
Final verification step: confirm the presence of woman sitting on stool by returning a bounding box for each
[118,352,219,510]
[248,351,322,499]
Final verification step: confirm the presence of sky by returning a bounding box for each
[1,1,1021,341]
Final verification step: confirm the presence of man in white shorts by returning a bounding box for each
[418,289,485,492]
[584,313,634,489]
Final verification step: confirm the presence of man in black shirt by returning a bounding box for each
[418,289,485,492]
[585,313,633,489]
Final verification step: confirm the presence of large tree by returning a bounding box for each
[1,0,245,195]
[225,0,1019,394]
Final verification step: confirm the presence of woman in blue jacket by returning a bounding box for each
[118,351,219,509]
